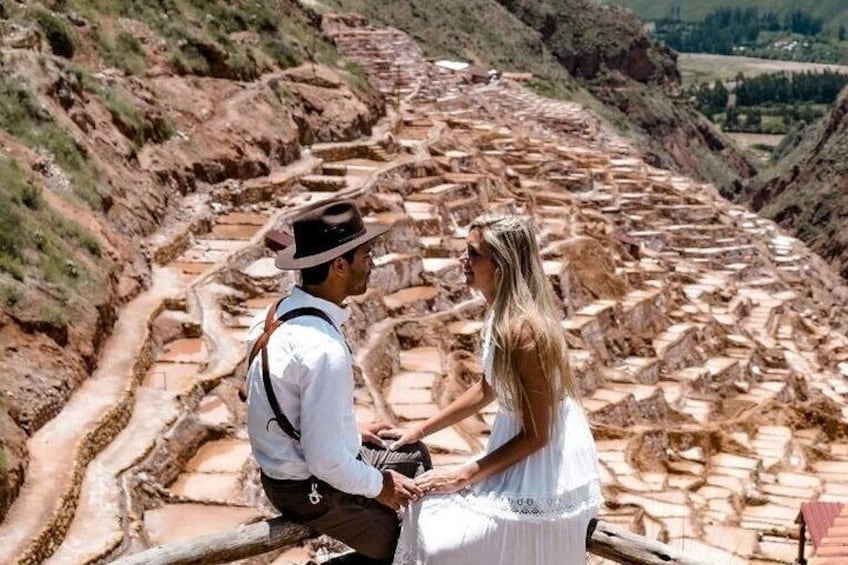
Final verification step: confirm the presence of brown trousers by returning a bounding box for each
[261,441,432,564]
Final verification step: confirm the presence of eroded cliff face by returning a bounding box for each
[592,81,758,187]
[743,92,848,279]
[498,0,679,84]
[0,4,383,520]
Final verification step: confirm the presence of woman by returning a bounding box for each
[384,214,602,564]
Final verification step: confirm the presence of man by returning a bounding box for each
[246,199,431,564]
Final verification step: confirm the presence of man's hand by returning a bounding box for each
[414,464,476,495]
[375,469,423,510]
[378,426,424,451]
[358,421,391,447]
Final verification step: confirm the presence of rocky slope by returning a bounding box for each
[742,91,848,279]
[0,0,382,520]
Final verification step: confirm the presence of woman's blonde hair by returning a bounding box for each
[470,214,579,431]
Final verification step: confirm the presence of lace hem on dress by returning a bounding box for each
[457,478,603,522]
[393,480,603,564]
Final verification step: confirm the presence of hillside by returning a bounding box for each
[498,0,756,187]
[0,1,764,516]
[602,0,848,30]
[0,0,383,520]
[2,3,848,563]
[323,0,756,188]
[742,92,848,279]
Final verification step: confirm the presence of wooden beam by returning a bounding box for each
[111,518,313,565]
[587,520,708,565]
[112,518,708,565]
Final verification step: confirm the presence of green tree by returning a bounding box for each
[724,106,740,130]
[713,80,729,111]
[746,108,762,128]
[35,10,75,58]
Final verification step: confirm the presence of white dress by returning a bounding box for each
[394,323,603,565]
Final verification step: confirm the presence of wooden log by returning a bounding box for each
[587,520,708,565]
[110,518,313,565]
[112,517,708,565]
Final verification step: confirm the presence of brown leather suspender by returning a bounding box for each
[248,298,338,441]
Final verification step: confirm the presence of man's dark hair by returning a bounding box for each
[300,248,356,285]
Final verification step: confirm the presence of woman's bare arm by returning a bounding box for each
[415,330,553,493]
[382,378,496,449]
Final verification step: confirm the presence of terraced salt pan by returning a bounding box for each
[0,268,185,563]
[144,504,261,546]
[45,387,180,565]
[159,338,207,364]
[142,362,201,392]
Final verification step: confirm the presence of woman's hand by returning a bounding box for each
[414,464,477,495]
[378,426,424,451]
[358,421,392,447]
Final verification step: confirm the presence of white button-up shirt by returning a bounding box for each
[246,286,383,497]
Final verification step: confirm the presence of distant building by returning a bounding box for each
[502,72,533,82]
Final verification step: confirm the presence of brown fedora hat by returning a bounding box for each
[275,199,390,270]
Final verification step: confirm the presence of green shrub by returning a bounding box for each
[41,252,79,286]
[223,45,260,81]
[0,81,48,131]
[527,77,559,99]
[50,213,102,257]
[35,10,75,58]
[0,254,24,281]
[34,230,47,252]
[1,285,21,307]
[98,30,146,75]
[0,81,105,209]
[38,124,104,209]
[0,157,40,210]
[0,199,22,263]
[38,303,68,326]
[263,38,303,69]
[149,115,176,143]
[102,88,174,145]
[80,233,101,257]
[73,68,104,95]
[169,46,211,77]
[103,88,143,144]
[21,183,42,210]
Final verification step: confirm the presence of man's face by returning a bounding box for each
[346,241,374,296]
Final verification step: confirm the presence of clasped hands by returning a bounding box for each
[363,423,476,510]
[379,426,476,496]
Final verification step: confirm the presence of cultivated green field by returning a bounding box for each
[600,0,848,30]
[678,53,848,87]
